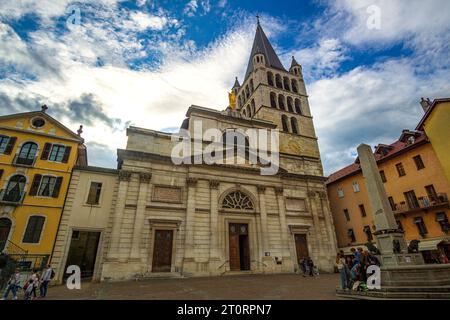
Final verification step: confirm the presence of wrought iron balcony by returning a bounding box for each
[12,154,37,167]
[393,193,449,215]
[0,189,26,205]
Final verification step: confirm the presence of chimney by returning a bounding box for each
[420,97,432,112]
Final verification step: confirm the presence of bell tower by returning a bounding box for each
[232,20,321,173]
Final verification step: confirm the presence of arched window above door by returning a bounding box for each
[222,191,254,210]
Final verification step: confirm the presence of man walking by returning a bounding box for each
[1,268,21,300]
[39,264,54,298]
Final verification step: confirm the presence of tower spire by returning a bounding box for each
[244,19,286,79]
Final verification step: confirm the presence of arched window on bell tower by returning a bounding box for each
[281,115,289,132]
[278,95,286,111]
[270,92,277,108]
[291,117,299,135]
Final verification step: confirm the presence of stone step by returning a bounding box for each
[336,289,450,300]
[139,272,185,280]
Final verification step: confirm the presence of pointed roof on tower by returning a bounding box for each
[232,77,241,89]
[290,56,300,69]
[245,20,286,79]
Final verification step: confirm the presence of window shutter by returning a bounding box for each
[29,174,42,196]
[62,146,71,163]
[41,143,52,160]
[52,177,63,198]
[4,137,17,155]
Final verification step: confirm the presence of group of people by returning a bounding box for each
[1,264,54,300]
[335,247,380,291]
[298,257,319,277]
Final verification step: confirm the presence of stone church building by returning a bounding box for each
[53,22,338,282]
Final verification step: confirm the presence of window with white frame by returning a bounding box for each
[352,181,360,193]
[337,188,344,198]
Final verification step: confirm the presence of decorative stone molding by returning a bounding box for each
[307,190,317,198]
[318,191,327,199]
[118,170,132,181]
[274,187,284,196]
[139,172,152,183]
[209,180,220,189]
[152,185,182,203]
[257,185,266,194]
[186,178,198,187]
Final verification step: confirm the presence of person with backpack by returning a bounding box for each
[24,269,40,300]
[1,268,21,300]
[40,264,54,298]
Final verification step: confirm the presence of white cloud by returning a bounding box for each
[310,58,450,174]
[0,14,257,168]
[126,12,171,31]
[326,0,450,50]
[183,0,211,17]
[285,38,347,79]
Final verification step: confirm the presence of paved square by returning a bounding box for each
[45,273,340,300]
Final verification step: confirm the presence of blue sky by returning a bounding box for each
[1,0,449,175]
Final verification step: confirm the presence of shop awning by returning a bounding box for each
[418,238,450,251]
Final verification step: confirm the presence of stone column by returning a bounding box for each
[258,186,272,270]
[183,178,197,270]
[275,187,292,268]
[107,170,132,260]
[308,190,324,260]
[357,143,423,266]
[129,172,152,261]
[209,180,220,269]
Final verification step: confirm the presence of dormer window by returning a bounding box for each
[407,136,415,145]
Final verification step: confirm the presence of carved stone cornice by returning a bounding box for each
[209,180,220,189]
[119,170,132,181]
[274,187,284,196]
[186,178,198,187]
[257,185,266,194]
[139,172,152,183]
[308,190,317,198]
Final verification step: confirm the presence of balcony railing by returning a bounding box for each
[12,154,37,167]
[0,189,26,205]
[393,193,449,215]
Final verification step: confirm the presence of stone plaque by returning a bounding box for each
[152,186,182,203]
[285,198,307,212]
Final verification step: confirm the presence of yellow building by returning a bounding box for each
[0,106,86,270]
[416,98,450,184]
[327,127,450,263]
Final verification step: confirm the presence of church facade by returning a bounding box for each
[54,22,338,281]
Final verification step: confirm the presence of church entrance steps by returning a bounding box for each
[138,272,185,280]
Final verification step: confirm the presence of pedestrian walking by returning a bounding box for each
[24,269,40,300]
[40,264,54,298]
[335,253,348,290]
[1,268,21,300]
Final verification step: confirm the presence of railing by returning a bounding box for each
[12,154,37,167]
[393,193,449,214]
[5,240,28,257]
[0,189,26,205]
[8,254,50,272]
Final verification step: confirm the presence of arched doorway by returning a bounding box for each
[0,218,12,252]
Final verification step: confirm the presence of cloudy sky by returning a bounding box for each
[1,0,449,175]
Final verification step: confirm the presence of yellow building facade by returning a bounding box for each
[0,108,85,269]
[416,98,450,184]
[327,128,450,263]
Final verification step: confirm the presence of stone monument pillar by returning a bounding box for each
[357,144,423,266]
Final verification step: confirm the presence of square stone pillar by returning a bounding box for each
[129,172,151,261]
[107,170,132,261]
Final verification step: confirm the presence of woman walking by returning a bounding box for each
[24,269,40,300]
[335,253,348,290]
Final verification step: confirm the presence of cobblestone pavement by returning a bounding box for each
[41,273,341,300]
